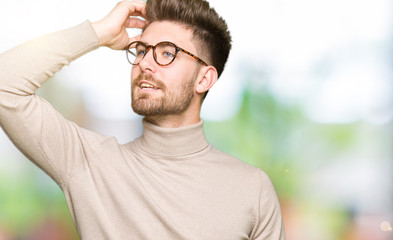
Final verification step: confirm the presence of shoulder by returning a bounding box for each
[207,145,264,183]
[208,146,259,170]
[206,146,280,198]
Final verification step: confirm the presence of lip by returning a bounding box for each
[138,80,159,91]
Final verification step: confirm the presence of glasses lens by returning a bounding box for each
[126,42,146,65]
[125,41,178,66]
[155,42,177,66]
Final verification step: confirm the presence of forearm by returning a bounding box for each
[0,21,99,101]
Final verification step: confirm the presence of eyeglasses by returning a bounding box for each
[124,41,208,66]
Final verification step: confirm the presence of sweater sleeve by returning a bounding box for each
[250,170,286,240]
[0,21,107,187]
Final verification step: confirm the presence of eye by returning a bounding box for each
[163,51,174,57]
[134,43,147,57]
[157,43,176,59]
[136,48,146,56]
[136,49,146,56]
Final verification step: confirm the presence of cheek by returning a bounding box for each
[165,68,196,91]
[164,71,188,89]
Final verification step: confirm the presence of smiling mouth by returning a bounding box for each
[140,82,158,90]
[133,74,166,92]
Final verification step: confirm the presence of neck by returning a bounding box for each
[136,119,209,157]
[145,115,201,128]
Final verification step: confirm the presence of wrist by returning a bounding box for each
[91,21,108,47]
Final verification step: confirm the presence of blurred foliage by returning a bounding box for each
[0,163,78,239]
[205,85,303,198]
[205,73,360,200]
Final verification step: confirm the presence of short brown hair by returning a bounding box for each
[145,0,232,78]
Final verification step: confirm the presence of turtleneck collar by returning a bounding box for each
[134,119,209,157]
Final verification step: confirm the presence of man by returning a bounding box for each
[0,0,285,239]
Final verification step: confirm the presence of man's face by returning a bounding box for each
[131,21,201,116]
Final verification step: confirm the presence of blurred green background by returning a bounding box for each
[1,0,393,239]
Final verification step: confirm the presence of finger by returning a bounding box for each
[111,1,146,23]
[122,1,146,18]
[124,18,146,29]
[128,12,146,17]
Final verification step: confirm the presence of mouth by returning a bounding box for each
[138,80,159,91]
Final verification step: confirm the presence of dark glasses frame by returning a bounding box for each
[124,41,208,66]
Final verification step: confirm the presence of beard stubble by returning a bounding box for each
[131,73,195,116]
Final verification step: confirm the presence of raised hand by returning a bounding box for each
[92,0,147,50]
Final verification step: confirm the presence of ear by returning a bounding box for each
[196,66,218,94]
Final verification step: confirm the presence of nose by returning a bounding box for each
[138,47,157,73]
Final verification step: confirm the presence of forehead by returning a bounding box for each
[141,21,195,49]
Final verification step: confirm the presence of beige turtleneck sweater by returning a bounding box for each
[0,21,285,240]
